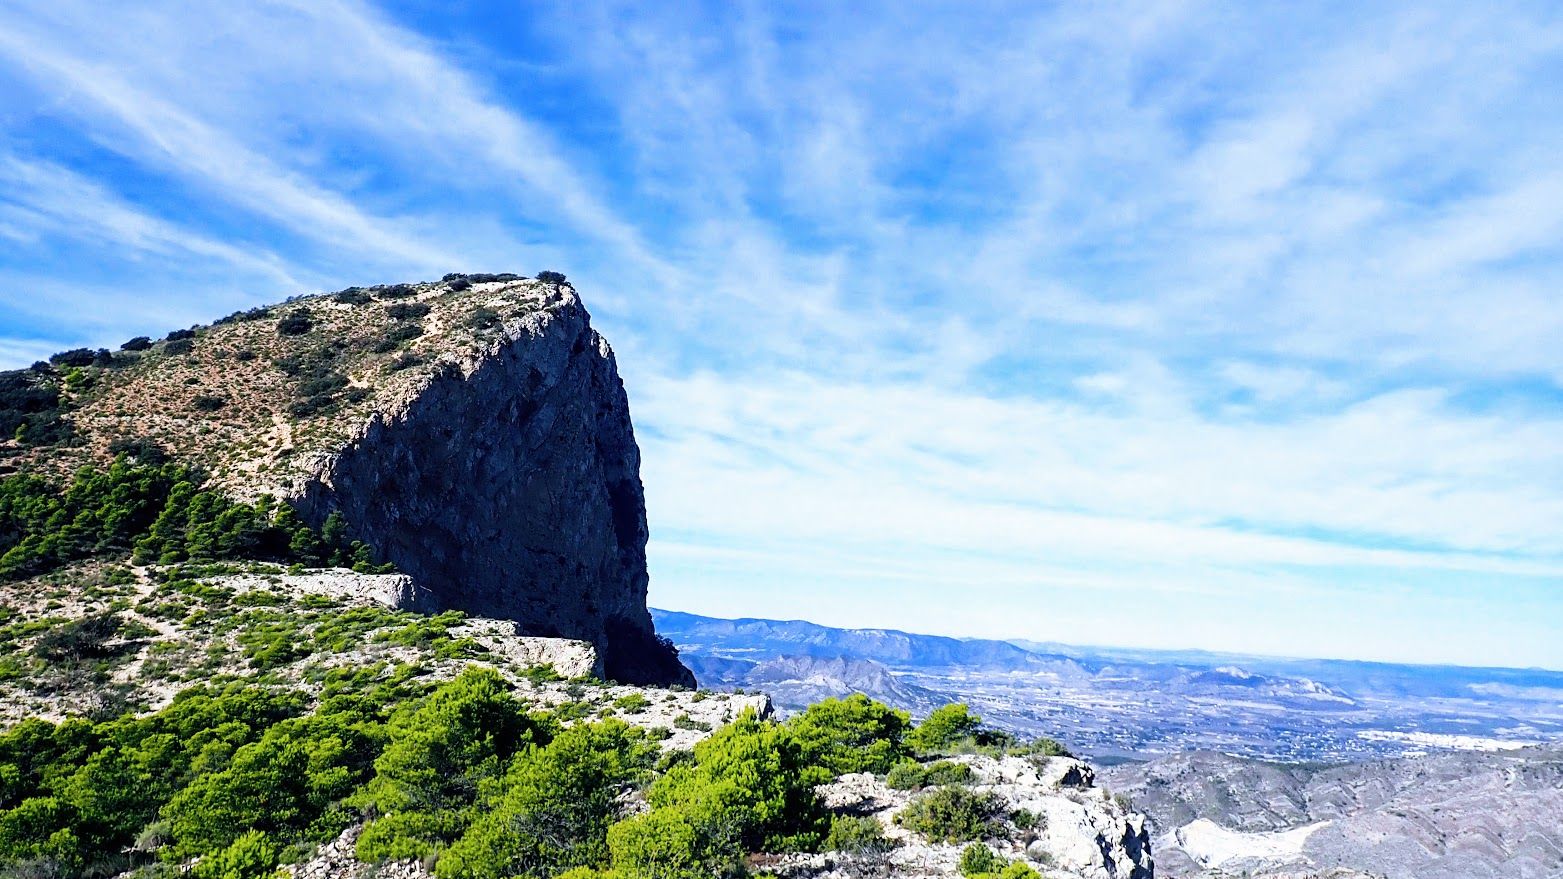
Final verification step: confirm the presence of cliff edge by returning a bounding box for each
[11,274,693,686]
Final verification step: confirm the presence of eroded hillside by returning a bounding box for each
[1,275,689,685]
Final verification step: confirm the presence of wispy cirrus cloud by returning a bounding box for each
[0,0,1560,665]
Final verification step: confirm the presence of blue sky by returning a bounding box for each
[1,1,1560,668]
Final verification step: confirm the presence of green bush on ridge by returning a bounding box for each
[886,758,973,791]
[785,693,910,776]
[896,785,1007,843]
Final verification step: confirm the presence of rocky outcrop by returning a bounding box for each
[209,568,438,613]
[785,754,1153,879]
[44,276,692,687]
[292,285,691,686]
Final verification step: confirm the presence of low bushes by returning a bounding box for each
[895,785,1006,843]
[433,720,654,879]
[908,703,983,755]
[825,815,895,857]
[886,758,972,790]
[385,302,430,321]
[0,369,74,447]
[0,641,1057,879]
[958,843,1041,879]
[276,310,314,336]
[607,709,830,878]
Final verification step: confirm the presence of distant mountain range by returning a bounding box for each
[652,609,1083,671]
[653,608,1563,762]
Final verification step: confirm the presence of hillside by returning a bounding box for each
[0,275,687,685]
[1102,748,1563,878]
[0,278,1155,879]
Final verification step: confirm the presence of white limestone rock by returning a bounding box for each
[788,754,1153,879]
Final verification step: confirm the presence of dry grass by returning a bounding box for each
[14,277,565,496]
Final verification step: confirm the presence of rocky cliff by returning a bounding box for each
[15,275,692,685]
[286,284,689,685]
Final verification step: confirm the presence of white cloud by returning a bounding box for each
[0,156,302,287]
[0,0,1560,663]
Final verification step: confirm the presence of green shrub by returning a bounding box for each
[0,458,391,580]
[385,303,430,321]
[785,694,910,776]
[121,337,153,352]
[1015,737,1073,758]
[215,308,271,325]
[33,614,121,661]
[0,369,74,447]
[895,786,1005,843]
[189,830,282,879]
[613,693,650,713]
[672,714,710,732]
[886,759,971,790]
[436,720,653,879]
[370,323,424,353]
[606,806,712,879]
[297,372,347,398]
[959,842,1003,876]
[825,815,894,858]
[607,710,829,876]
[887,759,924,789]
[355,668,544,861]
[0,686,306,874]
[161,710,379,858]
[275,311,313,336]
[467,308,501,330]
[908,704,983,755]
[49,349,98,369]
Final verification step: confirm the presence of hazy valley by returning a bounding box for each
[659,609,1563,877]
[657,609,1563,763]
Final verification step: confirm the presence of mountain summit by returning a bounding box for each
[4,274,691,686]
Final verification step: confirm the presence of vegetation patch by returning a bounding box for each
[887,758,974,790]
[0,456,392,580]
[0,369,75,447]
[896,785,1007,843]
[786,693,910,776]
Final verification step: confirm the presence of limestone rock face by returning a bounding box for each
[791,754,1153,879]
[292,286,691,686]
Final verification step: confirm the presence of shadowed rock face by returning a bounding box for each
[296,290,693,687]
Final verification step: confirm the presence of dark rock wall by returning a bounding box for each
[296,293,692,686]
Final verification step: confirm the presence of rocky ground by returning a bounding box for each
[0,560,759,747]
[766,755,1150,879]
